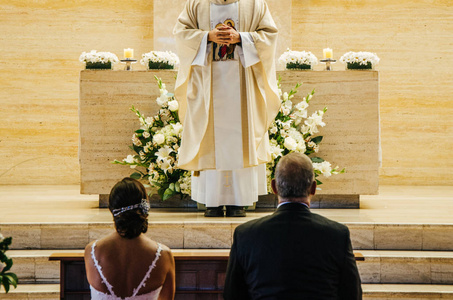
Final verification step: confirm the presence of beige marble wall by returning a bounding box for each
[0,0,451,186]
[291,0,453,185]
[0,1,154,185]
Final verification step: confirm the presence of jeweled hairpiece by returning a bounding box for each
[112,199,150,217]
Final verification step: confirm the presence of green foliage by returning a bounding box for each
[85,62,112,70]
[311,157,325,163]
[130,172,142,180]
[311,136,323,145]
[347,62,372,70]
[149,62,174,70]
[286,62,311,70]
[0,236,18,293]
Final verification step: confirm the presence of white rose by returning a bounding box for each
[168,100,179,111]
[153,133,165,145]
[171,123,183,134]
[288,128,303,142]
[143,131,150,138]
[283,137,297,151]
[156,95,168,107]
[270,126,278,134]
[296,141,306,153]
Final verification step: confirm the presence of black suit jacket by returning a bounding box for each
[224,202,362,300]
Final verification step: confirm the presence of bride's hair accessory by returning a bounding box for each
[112,199,150,217]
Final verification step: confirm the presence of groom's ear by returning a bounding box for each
[309,180,317,196]
[271,179,278,195]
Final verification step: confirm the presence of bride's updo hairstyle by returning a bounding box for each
[109,177,149,239]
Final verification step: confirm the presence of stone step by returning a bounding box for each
[362,284,453,299]
[358,250,453,284]
[8,249,453,285]
[3,284,453,300]
[0,284,59,300]
[2,222,453,251]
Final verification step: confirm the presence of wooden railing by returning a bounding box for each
[50,250,364,299]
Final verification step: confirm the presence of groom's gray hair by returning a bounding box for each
[275,152,314,198]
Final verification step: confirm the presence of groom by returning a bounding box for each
[224,152,362,299]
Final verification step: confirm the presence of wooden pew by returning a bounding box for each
[50,250,364,299]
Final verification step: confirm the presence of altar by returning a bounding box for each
[79,70,379,208]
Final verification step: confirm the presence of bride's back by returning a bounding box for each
[84,178,175,300]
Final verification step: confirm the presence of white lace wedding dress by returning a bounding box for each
[90,241,163,300]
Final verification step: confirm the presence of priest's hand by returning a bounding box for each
[208,25,241,46]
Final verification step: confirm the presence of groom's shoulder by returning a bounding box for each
[310,211,350,235]
[234,213,274,234]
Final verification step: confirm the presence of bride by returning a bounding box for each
[85,178,175,299]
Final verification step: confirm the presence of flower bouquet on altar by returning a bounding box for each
[113,76,191,201]
[79,50,119,69]
[140,51,179,70]
[340,51,380,70]
[279,49,318,70]
[116,76,344,200]
[266,78,345,192]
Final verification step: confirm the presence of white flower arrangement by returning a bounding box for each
[278,49,318,70]
[340,51,380,69]
[117,76,344,200]
[114,76,190,200]
[79,50,119,69]
[140,51,180,70]
[266,78,344,192]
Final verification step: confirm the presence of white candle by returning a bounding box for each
[124,48,134,59]
[323,48,333,59]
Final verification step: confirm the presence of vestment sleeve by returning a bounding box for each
[173,0,208,83]
[237,32,260,68]
[338,228,363,300]
[192,33,211,66]
[223,230,249,300]
[248,0,278,64]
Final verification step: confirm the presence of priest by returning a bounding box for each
[173,0,280,217]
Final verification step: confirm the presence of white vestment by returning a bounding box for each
[190,2,267,207]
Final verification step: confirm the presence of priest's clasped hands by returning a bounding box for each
[208,24,241,46]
